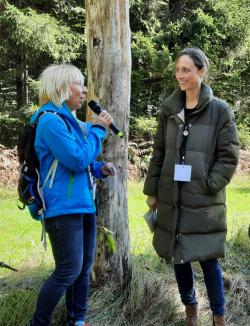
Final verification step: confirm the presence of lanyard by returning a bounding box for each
[179,117,190,164]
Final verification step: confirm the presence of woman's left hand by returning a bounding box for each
[101,162,116,176]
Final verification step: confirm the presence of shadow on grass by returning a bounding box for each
[0,265,52,326]
[0,255,181,326]
[221,228,250,325]
[0,237,249,326]
[224,226,250,274]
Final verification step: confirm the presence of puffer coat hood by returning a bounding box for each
[162,82,213,115]
[144,83,239,263]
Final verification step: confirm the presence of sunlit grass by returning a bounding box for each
[226,175,250,238]
[1,176,249,274]
[128,182,153,255]
[0,187,53,274]
[0,176,249,325]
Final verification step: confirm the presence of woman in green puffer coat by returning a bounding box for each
[143,48,239,326]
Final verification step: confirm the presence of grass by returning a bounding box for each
[0,176,249,325]
[0,187,53,271]
[225,176,250,239]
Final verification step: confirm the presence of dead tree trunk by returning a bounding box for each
[85,0,131,286]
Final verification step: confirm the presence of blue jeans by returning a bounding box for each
[174,259,225,316]
[31,214,96,326]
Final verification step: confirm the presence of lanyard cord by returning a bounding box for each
[179,116,190,164]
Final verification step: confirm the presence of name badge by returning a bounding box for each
[174,164,192,182]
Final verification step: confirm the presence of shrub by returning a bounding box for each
[130,116,157,141]
[238,123,250,150]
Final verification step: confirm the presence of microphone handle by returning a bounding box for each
[109,122,124,138]
[88,100,124,138]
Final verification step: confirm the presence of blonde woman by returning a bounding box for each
[29,64,114,326]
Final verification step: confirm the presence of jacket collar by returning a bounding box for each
[30,101,84,139]
[161,83,214,117]
[31,101,77,126]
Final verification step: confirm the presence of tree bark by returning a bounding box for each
[85,0,131,286]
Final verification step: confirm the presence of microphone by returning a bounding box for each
[88,100,124,138]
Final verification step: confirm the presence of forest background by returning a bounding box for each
[0,0,249,156]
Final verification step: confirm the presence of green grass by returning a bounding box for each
[225,176,250,238]
[128,182,152,255]
[0,176,249,325]
[1,176,249,272]
[0,188,53,272]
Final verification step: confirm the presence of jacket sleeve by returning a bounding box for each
[77,121,107,178]
[207,105,239,194]
[143,113,166,196]
[90,161,107,179]
[39,115,106,172]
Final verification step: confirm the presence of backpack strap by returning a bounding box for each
[77,120,88,138]
[39,160,58,250]
[35,110,71,189]
[34,111,70,250]
[41,220,47,250]
[42,159,58,190]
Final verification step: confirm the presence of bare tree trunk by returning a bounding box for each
[85,0,131,286]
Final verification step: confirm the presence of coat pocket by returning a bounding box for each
[153,226,174,262]
[157,176,173,203]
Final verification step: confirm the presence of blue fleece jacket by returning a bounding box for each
[32,101,106,218]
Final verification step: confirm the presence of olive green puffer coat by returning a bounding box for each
[143,83,239,264]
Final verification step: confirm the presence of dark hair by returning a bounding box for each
[176,47,210,79]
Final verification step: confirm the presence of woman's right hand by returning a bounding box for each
[146,196,158,211]
[95,110,113,128]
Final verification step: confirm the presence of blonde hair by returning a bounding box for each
[39,63,85,107]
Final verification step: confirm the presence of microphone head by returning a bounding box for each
[88,100,102,115]
[88,100,125,138]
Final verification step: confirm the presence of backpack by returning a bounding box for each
[17,111,68,222]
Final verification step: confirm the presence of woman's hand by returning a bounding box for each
[146,196,158,211]
[95,110,113,128]
[101,162,116,176]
